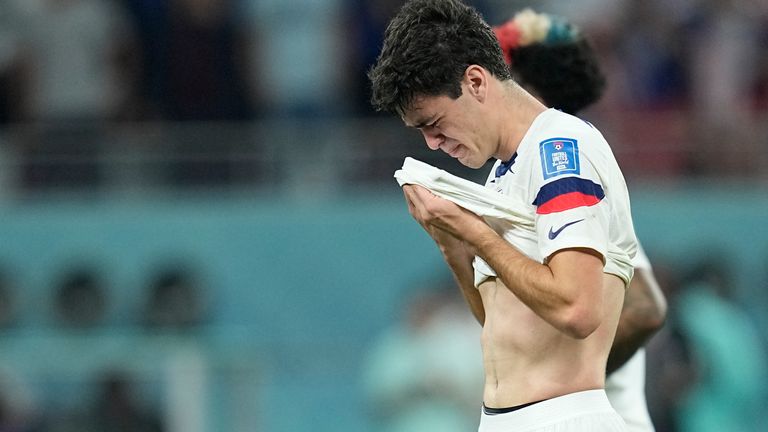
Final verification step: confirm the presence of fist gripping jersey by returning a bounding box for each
[473,108,638,286]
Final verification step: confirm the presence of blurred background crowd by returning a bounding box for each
[0,0,767,431]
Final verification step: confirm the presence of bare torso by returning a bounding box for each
[478,273,625,408]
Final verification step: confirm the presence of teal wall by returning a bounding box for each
[0,185,766,431]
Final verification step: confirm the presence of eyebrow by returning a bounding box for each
[408,115,437,129]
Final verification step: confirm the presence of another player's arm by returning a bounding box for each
[404,184,603,339]
[606,266,667,374]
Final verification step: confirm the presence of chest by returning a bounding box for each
[483,160,540,259]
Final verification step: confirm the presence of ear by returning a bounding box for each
[463,65,488,102]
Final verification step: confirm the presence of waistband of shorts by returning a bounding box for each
[479,389,616,431]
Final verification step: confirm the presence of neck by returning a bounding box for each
[495,81,547,161]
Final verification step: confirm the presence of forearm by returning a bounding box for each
[607,268,667,374]
[434,230,485,325]
[607,316,656,375]
[400,184,598,333]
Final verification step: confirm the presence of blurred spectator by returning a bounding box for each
[753,18,768,110]
[0,368,38,432]
[13,0,140,122]
[116,0,169,119]
[614,0,690,109]
[89,370,164,432]
[8,0,139,190]
[52,266,108,328]
[131,0,258,121]
[361,278,482,432]
[673,256,768,432]
[0,3,29,124]
[342,0,403,116]
[644,261,698,432]
[682,0,767,177]
[142,265,207,329]
[751,22,768,112]
[40,369,164,432]
[244,0,346,118]
[687,0,765,126]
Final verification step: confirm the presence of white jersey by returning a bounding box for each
[605,244,656,432]
[473,108,637,287]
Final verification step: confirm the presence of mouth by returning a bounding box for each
[445,144,465,159]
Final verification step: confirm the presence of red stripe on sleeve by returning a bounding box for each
[536,191,601,215]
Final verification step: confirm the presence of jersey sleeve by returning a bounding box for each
[530,136,611,263]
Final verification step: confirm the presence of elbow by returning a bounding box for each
[637,291,669,335]
[640,300,668,336]
[560,304,601,339]
[646,306,667,333]
[653,294,669,328]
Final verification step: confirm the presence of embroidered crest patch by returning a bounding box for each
[539,138,579,180]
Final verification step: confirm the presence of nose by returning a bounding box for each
[422,130,444,151]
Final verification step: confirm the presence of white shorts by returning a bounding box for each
[478,390,627,432]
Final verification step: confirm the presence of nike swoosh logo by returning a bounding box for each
[548,219,585,240]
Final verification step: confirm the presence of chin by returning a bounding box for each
[459,157,484,169]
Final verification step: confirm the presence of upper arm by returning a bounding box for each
[530,134,611,267]
[625,244,667,329]
[548,248,605,302]
[546,248,607,338]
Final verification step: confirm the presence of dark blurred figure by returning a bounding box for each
[614,0,689,109]
[91,370,164,432]
[753,19,768,111]
[53,267,108,328]
[41,370,164,432]
[143,266,206,329]
[0,3,28,124]
[122,0,259,121]
[342,0,402,116]
[0,267,19,329]
[644,261,697,432]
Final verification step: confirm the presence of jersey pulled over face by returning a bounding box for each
[473,108,637,286]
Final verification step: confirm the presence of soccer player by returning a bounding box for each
[370,0,637,430]
[493,10,667,432]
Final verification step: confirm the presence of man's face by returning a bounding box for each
[402,87,492,169]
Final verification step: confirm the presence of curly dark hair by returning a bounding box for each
[509,38,605,115]
[368,0,512,115]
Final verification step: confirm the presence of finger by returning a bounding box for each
[407,184,434,201]
[403,185,430,221]
[403,185,426,209]
[403,188,417,214]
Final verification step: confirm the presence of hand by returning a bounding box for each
[402,184,489,245]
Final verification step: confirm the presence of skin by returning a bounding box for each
[510,57,668,374]
[607,266,667,374]
[400,65,627,407]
